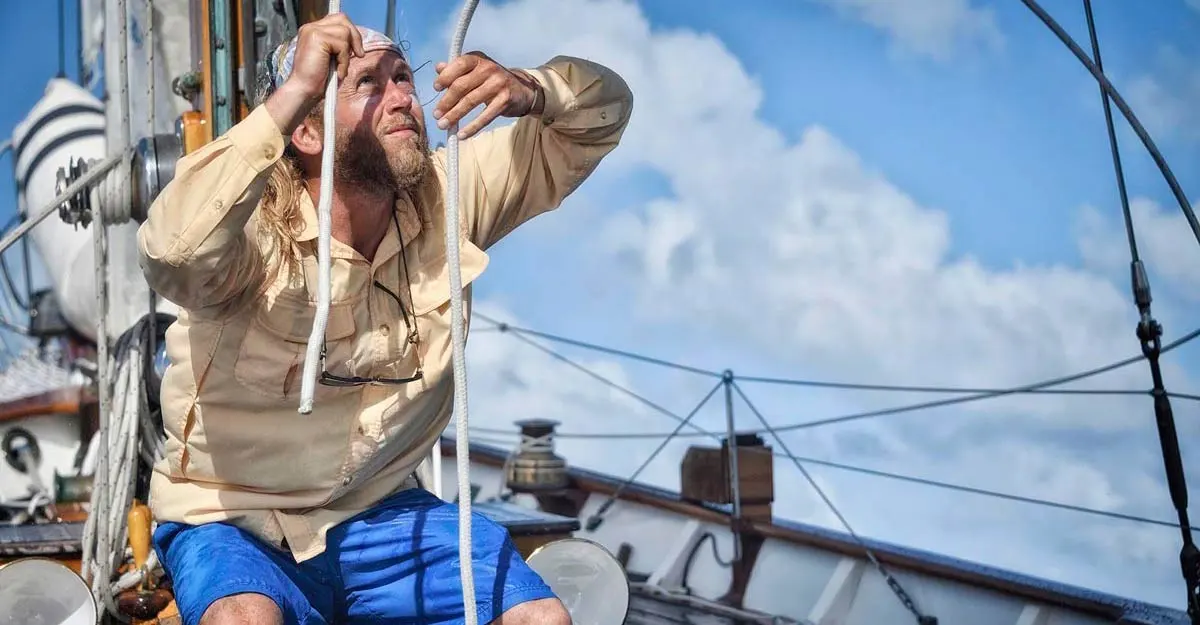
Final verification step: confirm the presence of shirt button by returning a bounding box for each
[343,476,352,485]
[213,199,223,209]
[263,145,276,159]
[379,324,390,336]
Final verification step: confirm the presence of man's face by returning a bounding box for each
[331,50,430,191]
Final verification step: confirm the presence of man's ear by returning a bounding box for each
[290,119,323,156]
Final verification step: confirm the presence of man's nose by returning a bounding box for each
[383,81,416,112]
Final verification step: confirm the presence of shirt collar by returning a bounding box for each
[295,189,423,254]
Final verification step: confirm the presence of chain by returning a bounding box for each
[886,575,934,624]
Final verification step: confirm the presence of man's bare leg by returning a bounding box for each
[199,593,284,625]
[488,597,572,625]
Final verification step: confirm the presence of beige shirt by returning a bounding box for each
[136,55,632,562]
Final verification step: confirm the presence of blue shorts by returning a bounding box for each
[152,488,557,625]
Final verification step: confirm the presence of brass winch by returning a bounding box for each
[505,419,569,493]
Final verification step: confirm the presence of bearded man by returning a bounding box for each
[136,14,632,625]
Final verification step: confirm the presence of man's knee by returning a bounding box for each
[489,597,571,625]
[198,592,283,625]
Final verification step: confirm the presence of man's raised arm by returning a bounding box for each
[138,15,362,312]
[136,106,287,313]
[433,54,634,250]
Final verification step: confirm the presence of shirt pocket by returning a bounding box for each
[232,295,358,400]
[410,241,490,317]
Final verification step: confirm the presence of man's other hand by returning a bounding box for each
[289,13,365,98]
[266,13,365,135]
[432,52,544,140]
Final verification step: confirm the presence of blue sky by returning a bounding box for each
[4,1,1199,318]
[6,0,1200,614]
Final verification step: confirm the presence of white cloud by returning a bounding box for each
[1126,45,1200,144]
[810,0,1003,62]
[439,0,1200,611]
[1076,197,1200,302]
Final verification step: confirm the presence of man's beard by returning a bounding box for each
[333,119,431,193]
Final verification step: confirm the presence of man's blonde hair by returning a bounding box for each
[252,61,320,283]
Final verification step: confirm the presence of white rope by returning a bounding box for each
[93,155,133,224]
[518,431,555,454]
[445,2,481,624]
[291,4,482,620]
[79,316,161,623]
[298,0,343,415]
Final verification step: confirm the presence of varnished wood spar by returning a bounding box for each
[0,386,94,424]
[437,438,1133,622]
[198,0,215,144]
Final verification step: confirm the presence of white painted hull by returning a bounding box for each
[443,451,1189,625]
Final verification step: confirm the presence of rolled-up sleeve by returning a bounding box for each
[137,105,287,312]
[454,55,634,250]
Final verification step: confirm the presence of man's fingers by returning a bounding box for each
[436,87,484,129]
[433,55,476,91]
[457,98,505,140]
[335,47,350,81]
[348,20,364,56]
[325,13,362,55]
[433,70,489,120]
[437,74,507,128]
[309,22,359,81]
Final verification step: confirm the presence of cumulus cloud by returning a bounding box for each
[1076,197,1200,302]
[434,0,1200,611]
[1126,45,1200,144]
[810,0,1003,62]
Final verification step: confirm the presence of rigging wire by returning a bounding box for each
[0,139,34,332]
[583,380,725,530]
[1019,0,1200,248]
[500,327,716,439]
[460,316,1200,530]
[0,149,29,321]
[1080,1,1200,619]
[0,151,126,258]
[0,216,30,312]
[467,422,1192,532]
[476,312,722,378]
[756,328,1199,433]
[466,330,1196,532]
[730,381,933,624]
[478,314,1200,438]
[478,315,1185,398]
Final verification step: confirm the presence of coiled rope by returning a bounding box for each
[81,315,162,622]
[295,2,482,621]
